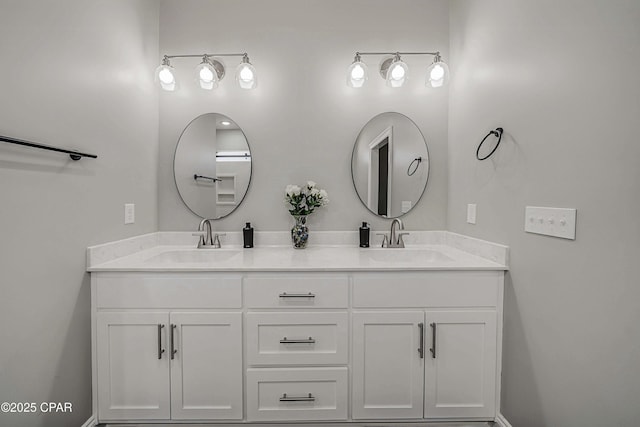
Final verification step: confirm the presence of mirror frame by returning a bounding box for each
[350,112,430,218]
[173,113,253,219]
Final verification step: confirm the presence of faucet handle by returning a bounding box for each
[375,233,389,248]
[213,233,226,248]
[192,231,207,248]
[397,232,410,248]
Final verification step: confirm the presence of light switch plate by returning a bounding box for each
[525,206,576,240]
[124,203,135,225]
[467,204,477,224]
[401,201,412,213]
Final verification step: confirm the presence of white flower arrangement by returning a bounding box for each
[285,181,329,216]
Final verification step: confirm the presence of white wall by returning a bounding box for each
[0,1,159,426]
[158,0,450,232]
[448,1,640,426]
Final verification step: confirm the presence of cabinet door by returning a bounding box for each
[424,310,497,419]
[170,312,243,420]
[96,312,170,420]
[352,311,425,419]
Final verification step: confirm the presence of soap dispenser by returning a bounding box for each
[243,222,254,248]
[359,222,370,248]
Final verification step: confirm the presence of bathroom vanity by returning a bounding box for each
[88,231,508,425]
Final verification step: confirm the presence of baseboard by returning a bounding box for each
[80,415,97,427]
[496,413,513,427]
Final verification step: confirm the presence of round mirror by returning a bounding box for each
[351,112,429,218]
[174,113,252,219]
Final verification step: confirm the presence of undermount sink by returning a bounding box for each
[363,248,454,264]
[144,249,242,264]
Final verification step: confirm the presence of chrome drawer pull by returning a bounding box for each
[280,337,316,344]
[279,292,316,298]
[280,393,315,402]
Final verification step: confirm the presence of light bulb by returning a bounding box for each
[426,57,450,88]
[390,64,405,79]
[386,58,408,88]
[155,61,176,91]
[236,57,257,90]
[239,65,253,81]
[199,66,214,82]
[159,68,174,84]
[430,64,445,81]
[195,57,219,90]
[352,64,365,79]
[347,57,368,88]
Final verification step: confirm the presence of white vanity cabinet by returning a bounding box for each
[91,268,504,425]
[93,274,243,422]
[351,272,501,421]
[244,275,350,422]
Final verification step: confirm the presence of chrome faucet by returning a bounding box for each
[388,218,409,248]
[192,219,226,248]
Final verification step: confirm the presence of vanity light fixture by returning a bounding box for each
[236,54,258,90]
[347,51,449,89]
[155,56,177,91]
[347,53,368,88]
[156,52,257,91]
[194,55,219,90]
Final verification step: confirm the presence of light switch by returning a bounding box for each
[524,206,576,239]
[124,203,135,224]
[401,201,412,213]
[467,204,477,224]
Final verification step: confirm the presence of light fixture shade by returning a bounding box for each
[347,56,368,88]
[426,59,450,88]
[155,62,177,91]
[195,58,219,90]
[236,56,257,90]
[386,58,408,88]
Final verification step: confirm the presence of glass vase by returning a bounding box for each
[291,215,309,249]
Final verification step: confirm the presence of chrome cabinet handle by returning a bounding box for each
[278,292,316,298]
[170,324,177,360]
[157,324,165,359]
[280,337,316,344]
[430,322,437,359]
[280,393,315,402]
[418,322,424,359]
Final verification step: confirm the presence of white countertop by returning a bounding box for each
[87,231,508,272]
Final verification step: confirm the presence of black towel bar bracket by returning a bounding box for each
[0,135,97,160]
[476,127,504,161]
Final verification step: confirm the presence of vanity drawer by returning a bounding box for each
[244,275,348,308]
[246,312,348,366]
[353,271,500,308]
[95,274,242,309]
[246,367,348,421]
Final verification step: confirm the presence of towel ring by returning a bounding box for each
[407,157,422,176]
[476,127,504,161]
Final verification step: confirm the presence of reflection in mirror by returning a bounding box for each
[351,112,429,218]
[174,113,252,219]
